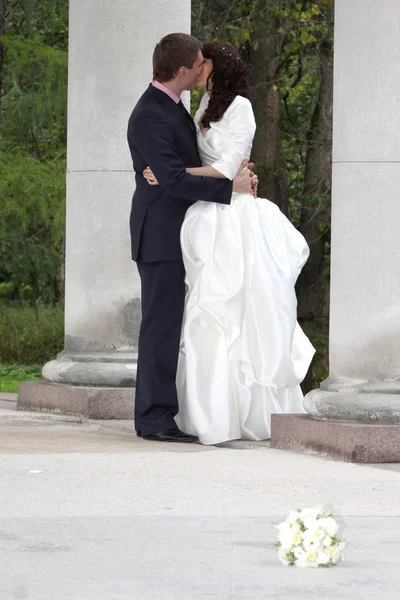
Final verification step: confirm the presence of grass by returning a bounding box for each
[0,364,43,394]
[0,303,64,365]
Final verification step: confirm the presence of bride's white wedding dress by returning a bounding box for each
[175,93,315,445]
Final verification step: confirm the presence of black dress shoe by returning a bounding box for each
[142,427,199,444]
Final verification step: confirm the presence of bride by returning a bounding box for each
[144,41,315,445]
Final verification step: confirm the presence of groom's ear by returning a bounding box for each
[176,65,186,79]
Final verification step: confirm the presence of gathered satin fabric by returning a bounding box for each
[175,94,315,445]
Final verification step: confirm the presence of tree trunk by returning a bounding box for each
[248,12,288,214]
[0,0,5,106]
[297,22,334,392]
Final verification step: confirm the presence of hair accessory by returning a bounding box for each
[221,45,240,60]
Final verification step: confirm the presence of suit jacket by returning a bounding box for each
[127,84,233,262]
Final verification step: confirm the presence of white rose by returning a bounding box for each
[326,546,339,562]
[303,536,321,552]
[303,528,324,545]
[319,517,339,536]
[312,528,325,541]
[284,510,300,527]
[303,516,318,531]
[278,527,303,549]
[291,533,302,546]
[280,530,303,548]
[306,550,317,563]
[278,547,290,566]
[293,546,307,560]
[317,552,330,565]
[278,521,292,533]
[279,532,294,550]
[290,522,301,535]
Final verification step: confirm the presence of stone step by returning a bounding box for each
[0,392,18,410]
[0,392,17,402]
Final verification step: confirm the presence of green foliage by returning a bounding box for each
[1,0,68,158]
[0,363,42,393]
[1,34,68,158]
[307,327,329,387]
[0,304,64,364]
[0,154,65,303]
[4,0,69,50]
[0,0,68,314]
[0,282,14,299]
[190,88,204,117]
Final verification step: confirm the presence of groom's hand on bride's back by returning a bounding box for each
[233,159,258,197]
[143,167,159,185]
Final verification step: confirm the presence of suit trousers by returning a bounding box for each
[135,260,186,435]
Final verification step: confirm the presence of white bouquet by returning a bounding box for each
[276,505,345,568]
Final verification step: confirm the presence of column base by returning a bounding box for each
[17,381,134,419]
[304,378,400,422]
[42,350,137,388]
[270,414,400,463]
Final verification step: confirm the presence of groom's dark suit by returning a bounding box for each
[127,84,233,436]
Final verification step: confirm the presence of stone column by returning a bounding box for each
[18,0,191,418]
[271,0,400,462]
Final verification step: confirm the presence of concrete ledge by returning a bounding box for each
[270,414,400,463]
[0,392,18,402]
[17,381,134,420]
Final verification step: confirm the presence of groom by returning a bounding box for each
[127,33,255,443]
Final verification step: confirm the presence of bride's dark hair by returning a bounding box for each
[201,42,250,129]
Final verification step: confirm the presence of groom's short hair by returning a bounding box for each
[153,33,203,82]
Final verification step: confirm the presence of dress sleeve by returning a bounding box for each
[211,97,256,180]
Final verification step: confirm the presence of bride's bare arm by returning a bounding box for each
[186,166,227,178]
[186,163,258,197]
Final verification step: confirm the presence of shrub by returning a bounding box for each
[0,304,64,364]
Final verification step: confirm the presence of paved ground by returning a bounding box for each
[0,405,400,599]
